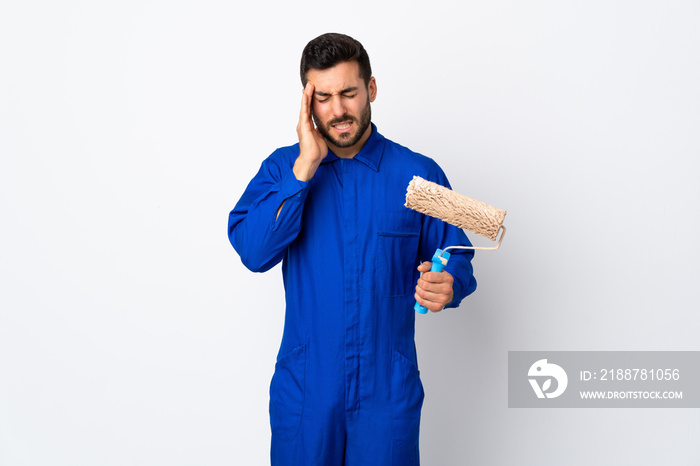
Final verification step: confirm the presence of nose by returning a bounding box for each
[330,95,346,117]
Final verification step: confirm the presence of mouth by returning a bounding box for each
[331,120,353,133]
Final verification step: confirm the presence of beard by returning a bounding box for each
[312,97,372,149]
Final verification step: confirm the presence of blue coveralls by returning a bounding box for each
[228,124,476,465]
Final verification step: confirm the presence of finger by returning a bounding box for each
[414,290,446,313]
[416,285,450,302]
[304,83,314,119]
[415,283,452,306]
[416,277,452,295]
[420,270,454,285]
[298,83,314,130]
[306,82,315,99]
[299,84,309,121]
[417,261,432,273]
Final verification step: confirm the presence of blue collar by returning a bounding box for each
[320,123,385,172]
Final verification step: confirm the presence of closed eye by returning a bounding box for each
[316,95,354,102]
[314,87,359,103]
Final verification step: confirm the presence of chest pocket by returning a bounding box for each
[376,211,421,297]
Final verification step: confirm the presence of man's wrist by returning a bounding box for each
[293,156,320,182]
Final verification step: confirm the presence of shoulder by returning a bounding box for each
[379,133,449,184]
[255,143,300,179]
[267,142,300,166]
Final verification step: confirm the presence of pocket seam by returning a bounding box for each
[270,344,307,442]
[390,348,424,451]
[275,343,306,366]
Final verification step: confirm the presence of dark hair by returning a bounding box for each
[300,33,372,87]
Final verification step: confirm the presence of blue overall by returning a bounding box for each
[228,124,476,465]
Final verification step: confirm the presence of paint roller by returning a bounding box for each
[405,175,507,314]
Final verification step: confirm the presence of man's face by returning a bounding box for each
[307,61,377,153]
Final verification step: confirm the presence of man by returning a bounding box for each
[228,33,477,466]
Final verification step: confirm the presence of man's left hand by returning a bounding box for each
[415,262,455,313]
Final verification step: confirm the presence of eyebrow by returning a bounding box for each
[314,87,359,97]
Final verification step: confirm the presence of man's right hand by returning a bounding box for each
[293,82,328,182]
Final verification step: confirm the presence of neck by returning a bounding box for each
[327,124,373,159]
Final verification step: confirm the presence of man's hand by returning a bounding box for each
[293,83,328,182]
[415,262,455,313]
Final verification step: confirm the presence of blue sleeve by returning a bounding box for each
[418,165,477,308]
[228,149,309,272]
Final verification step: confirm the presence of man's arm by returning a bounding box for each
[413,168,477,312]
[228,155,306,272]
[293,82,327,182]
[414,262,455,313]
[228,83,328,272]
[273,82,328,220]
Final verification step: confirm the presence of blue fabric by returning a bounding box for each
[228,124,476,465]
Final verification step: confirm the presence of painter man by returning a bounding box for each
[228,32,476,466]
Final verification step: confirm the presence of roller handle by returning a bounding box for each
[414,248,450,314]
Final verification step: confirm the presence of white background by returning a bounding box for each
[1,1,699,465]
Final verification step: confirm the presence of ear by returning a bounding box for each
[368,76,377,102]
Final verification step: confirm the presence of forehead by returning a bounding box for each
[307,61,364,92]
